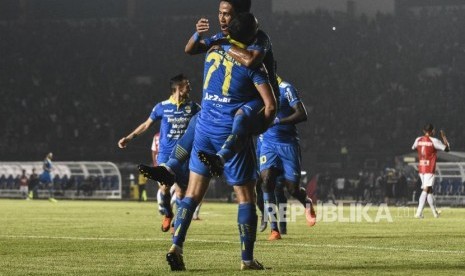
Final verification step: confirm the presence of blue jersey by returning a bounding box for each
[150,97,200,155]
[262,81,302,143]
[205,31,279,102]
[43,158,52,172]
[39,158,53,184]
[197,49,269,136]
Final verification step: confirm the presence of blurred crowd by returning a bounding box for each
[0,173,119,196]
[1,8,465,170]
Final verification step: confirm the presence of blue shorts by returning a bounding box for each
[39,172,52,184]
[158,152,189,189]
[259,140,301,183]
[189,127,257,186]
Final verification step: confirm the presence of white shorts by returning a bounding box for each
[419,173,435,189]
[20,186,28,193]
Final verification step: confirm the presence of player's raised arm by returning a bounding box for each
[227,30,268,68]
[185,18,210,55]
[440,130,451,152]
[118,118,154,149]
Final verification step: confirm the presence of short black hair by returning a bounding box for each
[170,74,187,91]
[221,0,251,13]
[228,12,258,44]
[423,123,434,132]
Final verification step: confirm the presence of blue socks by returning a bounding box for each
[263,191,279,231]
[238,203,257,261]
[172,197,198,248]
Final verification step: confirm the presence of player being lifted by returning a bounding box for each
[165,13,277,271]
[139,0,278,184]
[118,74,200,231]
[412,123,450,218]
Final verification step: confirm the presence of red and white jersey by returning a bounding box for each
[151,132,160,152]
[412,135,447,174]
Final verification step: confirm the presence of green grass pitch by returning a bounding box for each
[1,199,464,275]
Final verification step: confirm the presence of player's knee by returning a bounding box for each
[289,185,303,197]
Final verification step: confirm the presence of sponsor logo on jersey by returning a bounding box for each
[204,92,231,103]
[418,141,433,147]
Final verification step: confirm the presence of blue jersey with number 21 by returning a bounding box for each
[197,49,269,136]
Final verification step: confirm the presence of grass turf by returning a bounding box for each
[1,199,464,275]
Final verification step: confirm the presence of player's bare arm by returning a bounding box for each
[185,18,210,55]
[276,102,308,125]
[227,46,264,68]
[118,118,154,149]
[440,130,451,152]
[255,81,277,127]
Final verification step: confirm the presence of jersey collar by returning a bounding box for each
[169,96,187,109]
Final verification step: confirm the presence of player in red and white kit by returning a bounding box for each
[412,123,450,218]
[152,132,160,167]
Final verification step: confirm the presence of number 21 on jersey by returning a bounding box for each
[203,51,233,95]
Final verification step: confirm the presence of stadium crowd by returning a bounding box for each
[1,8,465,171]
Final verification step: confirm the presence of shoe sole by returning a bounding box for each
[197,152,223,177]
[166,252,186,271]
[138,165,174,186]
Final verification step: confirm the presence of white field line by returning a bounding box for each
[1,235,464,255]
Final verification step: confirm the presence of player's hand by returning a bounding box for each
[207,44,222,53]
[196,18,209,34]
[118,137,130,149]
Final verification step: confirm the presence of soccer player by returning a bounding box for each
[165,13,277,271]
[412,124,450,218]
[39,152,57,202]
[139,0,278,181]
[19,169,29,199]
[118,74,200,232]
[259,76,316,241]
[28,168,39,199]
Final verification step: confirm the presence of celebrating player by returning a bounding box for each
[139,0,279,182]
[412,123,450,218]
[39,152,57,202]
[118,74,200,232]
[259,76,316,240]
[165,13,277,271]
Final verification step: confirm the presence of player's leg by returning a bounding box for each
[280,143,316,226]
[222,139,263,270]
[421,174,439,217]
[198,99,265,176]
[167,173,210,271]
[261,168,281,240]
[158,183,173,232]
[275,176,288,234]
[235,181,263,270]
[166,129,212,271]
[193,203,202,220]
[259,141,282,239]
[415,174,428,218]
[255,178,267,232]
[139,114,198,186]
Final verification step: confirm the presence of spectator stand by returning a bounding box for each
[0,161,122,199]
